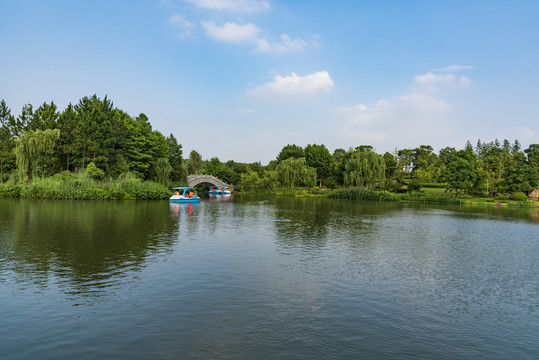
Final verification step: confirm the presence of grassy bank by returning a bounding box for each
[241,186,538,208]
[0,172,170,200]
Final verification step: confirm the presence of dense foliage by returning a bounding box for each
[0,96,183,185]
[1,96,537,201]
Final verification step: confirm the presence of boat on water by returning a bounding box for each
[208,186,222,195]
[221,186,231,195]
[169,187,200,203]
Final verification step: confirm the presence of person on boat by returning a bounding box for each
[189,190,194,198]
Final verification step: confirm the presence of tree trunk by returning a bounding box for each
[48,154,53,176]
[82,145,86,168]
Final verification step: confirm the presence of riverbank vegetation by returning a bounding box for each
[0,96,538,204]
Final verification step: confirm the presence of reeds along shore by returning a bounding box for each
[0,172,170,200]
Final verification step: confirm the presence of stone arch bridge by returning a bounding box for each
[187,174,234,191]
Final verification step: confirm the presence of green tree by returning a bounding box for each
[74,96,97,168]
[499,153,538,193]
[166,134,183,182]
[10,104,34,137]
[260,169,279,189]
[151,158,173,185]
[122,113,154,179]
[204,157,231,183]
[276,144,304,162]
[397,148,414,178]
[57,104,78,171]
[40,128,61,176]
[304,143,333,187]
[439,146,456,166]
[33,101,59,130]
[106,109,131,176]
[344,149,386,188]
[333,148,351,186]
[15,130,43,183]
[524,144,539,170]
[355,145,373,152]
[411,145,437,171]
[73,95,117,169]
[240,170,261,191]
[0,100,15,182]
[383,151,397,180]
[187,150,202,174]
[440,150,483,197]
[276,157,316,189]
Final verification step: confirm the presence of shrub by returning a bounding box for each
[53,170,75,181]
[86,162,105,180]
[408,179,422,192]
[510,192,529,201]
[0,184,22,198]
[323,177,337,190]
[419,182,448,189]
[387,181,402,192]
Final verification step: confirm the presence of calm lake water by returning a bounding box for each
[0,196,538,359]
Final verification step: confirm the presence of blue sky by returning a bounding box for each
[1,0,538,164]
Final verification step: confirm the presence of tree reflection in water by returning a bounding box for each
[1,200,179,299]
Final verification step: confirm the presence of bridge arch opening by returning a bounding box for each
[187,174,234,191]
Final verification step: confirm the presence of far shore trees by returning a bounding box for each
[304,144,333,187]
[344,148,386,188]
[0,97,537,196]
[15,130,42,183]
[0,100,15,182]
[440,149,483,197]
[276,157,316,189]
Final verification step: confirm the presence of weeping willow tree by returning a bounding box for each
[344,149,386,188]
[276,157,317,189]
[239,170,261,191]
[152,157,173,185]
[15,130,43,183]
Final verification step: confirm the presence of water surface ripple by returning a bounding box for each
[0,197,537,359]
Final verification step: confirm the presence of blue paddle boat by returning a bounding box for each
[221,186,231,195]
[208,186,222,195]
[170,187,200,203]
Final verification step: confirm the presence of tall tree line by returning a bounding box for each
[2,96,537,195]
[0,96,184,184]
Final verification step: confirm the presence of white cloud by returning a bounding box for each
[334,93,450,126]
[201,21,259,42]
[168,14,194,38]
[412,72,472,93]
[255,34,309,53]
[184,0,270,13]
[247,71,334,99]
[201,21,312,53]
[414,72,457,85]
[330,70,475,151]
[434,65,474,72]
